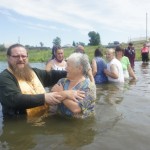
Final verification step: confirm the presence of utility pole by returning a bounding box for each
[146,12,148,41]
[18,36,20,44]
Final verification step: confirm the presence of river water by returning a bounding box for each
[0,61,150,150]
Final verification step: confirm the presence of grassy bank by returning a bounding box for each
[0,42,145,62]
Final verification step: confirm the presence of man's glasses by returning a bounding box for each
[10,55,28,59]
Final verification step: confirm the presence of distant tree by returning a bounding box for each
[78,42,85,46]
[88,31,101,46]
[114,41,120,45]
[99,35,101,45]
[25,45,30,50]
[40,42,44,47]
[52,37,61,46]
[0,44,6,51]
[72,41,76,46]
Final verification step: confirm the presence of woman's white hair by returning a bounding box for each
[67,53,90,76]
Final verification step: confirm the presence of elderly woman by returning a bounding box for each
[51,53,96,119]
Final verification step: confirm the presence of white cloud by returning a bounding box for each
[0,0,150,45]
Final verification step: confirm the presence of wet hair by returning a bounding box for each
[53,46,63,55]
[74,45,85,53]
[94,48,103,57]
[51,45,62,59]
[128,42,133,46]
[106,48,115,55]
[67,53,89,76]
[53,45,61,53]
[115,46,124,54]
[7,43,25,56]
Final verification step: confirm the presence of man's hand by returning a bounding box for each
[44,92,62,105]
[50,84,85,102]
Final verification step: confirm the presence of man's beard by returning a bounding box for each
[9,63,33,82]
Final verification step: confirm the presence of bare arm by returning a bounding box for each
[59,83,96,115]
[51,83,85,113]
[87,68,95,83]
[45,89,85,106]
[62,99,81,113]
[104,64,119,79]
[127,64,137,80]
[45,60,53,71]
[91,59,97,76]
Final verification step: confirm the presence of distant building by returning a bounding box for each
[129,37,150,42]
[105,41,120,48]
[62,44,74,48]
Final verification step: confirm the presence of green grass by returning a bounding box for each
[0,51,7,61]
[28,50,51,62]
[28,46,99,63]
[0,41,146,62]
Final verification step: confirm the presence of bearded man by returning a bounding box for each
[0,44,85,119]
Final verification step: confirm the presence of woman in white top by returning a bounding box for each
[46,46,67,71]
[104,48,124,83]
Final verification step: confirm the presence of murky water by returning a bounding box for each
[0,61,150,150]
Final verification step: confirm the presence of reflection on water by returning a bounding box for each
[141,62,149,74]
[0,117,96,150]
[97,83,125,105]
[1,61,150,150]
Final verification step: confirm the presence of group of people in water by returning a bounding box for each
[0,42,148,121]
[0,44,95,121]
[91,43,137,84]
[91,41,149,84]
[45,43,137,84]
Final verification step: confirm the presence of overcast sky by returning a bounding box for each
[0,0,149,47]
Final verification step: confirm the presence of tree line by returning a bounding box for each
[0,31,101,51]
[52,31,101,47]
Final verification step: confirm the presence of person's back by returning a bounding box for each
[94,57,108,83]
[91,48,108,84]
